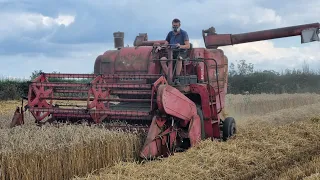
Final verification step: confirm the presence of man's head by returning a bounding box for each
[172,18,181,33]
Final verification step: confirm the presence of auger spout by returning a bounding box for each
[202,22,320,48]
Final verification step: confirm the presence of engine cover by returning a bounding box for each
[94,46,159,76]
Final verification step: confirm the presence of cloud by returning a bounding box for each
[21,0,290,45]
[0,0,319,78]
[0,11,76,56]
[219,40,320,72]
[43,14,74,27]
[228,7,283,27]
[0,42,112,78]
[0,12,74,38]
[190,35,320,72]
[258,0,320,26]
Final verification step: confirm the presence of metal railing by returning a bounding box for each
[152,47,225,118]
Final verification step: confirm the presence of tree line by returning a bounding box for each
[227,60,320,94]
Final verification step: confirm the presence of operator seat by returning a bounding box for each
[186,43,193,57]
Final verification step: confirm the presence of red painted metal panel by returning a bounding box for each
[204,34,232,47]
[204,23,320,47]
[189,84,213,138]
[140,116,166,158]
[53,114,152,121]
[29,107,150,117]
[115,47,153,72]
[94,51,117,75]
[44,97,155,102]
[137,40,167,46]
[232,23,320,44]
[157,84,197,124]
[31,82,152,89]
[43,73,162,79]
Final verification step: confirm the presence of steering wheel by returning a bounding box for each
[155,43,185,53]
[166,44,180,49]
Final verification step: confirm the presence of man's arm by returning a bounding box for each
[179,31,190,49]
[165,32,170,44]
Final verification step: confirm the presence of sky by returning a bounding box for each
[0,0,320,79]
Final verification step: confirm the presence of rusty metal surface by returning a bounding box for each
[231,22,320,44]
[204,34,232,48]
[94,51,117,75]
[44,97,155,102]
[95,47,154,75]
[43,73,161,79]
[113,31,124,49]
[204,22,320,48]
[31,82,152,89]
[29,107,150,117]
[115,47,152,72]
[25,73,160,123]
[137,40,167,46]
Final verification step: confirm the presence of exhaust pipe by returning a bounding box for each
[113,31,124,49]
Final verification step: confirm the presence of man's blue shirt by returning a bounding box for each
[165,29,189,48]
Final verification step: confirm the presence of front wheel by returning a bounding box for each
[222,117,236,141]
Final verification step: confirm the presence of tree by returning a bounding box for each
[30,70,43,80]
[229,62,237,77]
[301,60,310,74]
[236,59,254,75]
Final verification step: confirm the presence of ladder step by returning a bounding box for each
[211,120,219,124]
[209,78,225,82]
[209,102,216,105]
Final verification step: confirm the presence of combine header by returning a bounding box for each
[11,22,320,159]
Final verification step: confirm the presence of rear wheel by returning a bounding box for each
[222,117,236,141]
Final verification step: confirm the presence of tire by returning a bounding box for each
[222,117,236,141]
[196,105,206,140]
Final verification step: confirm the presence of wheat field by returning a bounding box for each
[0,93,320,180]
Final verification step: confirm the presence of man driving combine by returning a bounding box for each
[160,18,190,77]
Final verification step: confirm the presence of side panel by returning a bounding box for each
[115,46,153,73]
[93,46,157,84]
[94,50,118,75]
[94,47,154,74]
[190,48,205,80]
[203,49,228,138]
[204,49,227,111]
[190,84,214,139]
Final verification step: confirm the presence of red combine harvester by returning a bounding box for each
[11,22,320,159]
